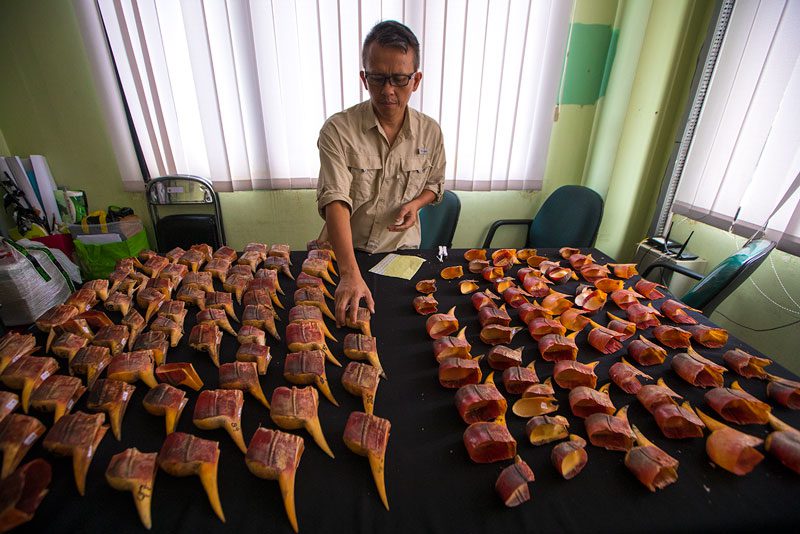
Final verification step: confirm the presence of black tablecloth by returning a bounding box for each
[13,249,800,533]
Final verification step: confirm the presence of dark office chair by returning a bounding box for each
[642,238,776,315]
[482,185,604,248]
[419,190,461,249]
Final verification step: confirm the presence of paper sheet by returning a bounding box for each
[369,253,425,280]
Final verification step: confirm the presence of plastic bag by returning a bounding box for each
[54,189,87,224]
[17,238,82,284]
[0,238,76,326]
[73,229,149,279]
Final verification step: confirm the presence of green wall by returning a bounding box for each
[3,1,797,369]
[0,0,149,236]
[591,0,714,261]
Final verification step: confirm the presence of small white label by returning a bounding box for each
[418,147,428,155]
[166,186,184,194]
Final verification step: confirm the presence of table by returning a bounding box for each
[13,248,800,533]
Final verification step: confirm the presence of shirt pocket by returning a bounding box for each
[400,155,431,203]
[346,152,383,209]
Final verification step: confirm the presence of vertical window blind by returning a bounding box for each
[673,0,800,254]
[95,0,572,192]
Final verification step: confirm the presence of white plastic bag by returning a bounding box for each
[17,239,82,285]
[0,238,76,326]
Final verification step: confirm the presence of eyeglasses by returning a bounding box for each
[363,71,417,87]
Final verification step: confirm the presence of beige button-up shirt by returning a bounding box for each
[316,100,445,253]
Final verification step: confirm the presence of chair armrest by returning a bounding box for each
[482,219,533,248]
[642,261,704,281]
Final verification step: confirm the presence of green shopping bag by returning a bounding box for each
[73,229,149,279]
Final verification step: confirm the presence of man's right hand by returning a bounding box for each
[323,200,375,327]
[335,271,375,328]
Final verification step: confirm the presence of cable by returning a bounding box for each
[715,311,800,332]
[747,275,800,315]
[770,254,800,311]
[727,233,800,316]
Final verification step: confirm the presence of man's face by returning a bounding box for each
[361,43,422,122]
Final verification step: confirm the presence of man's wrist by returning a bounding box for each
[339,265,362,279]
[406,198,423,211]
[410,189,437,210]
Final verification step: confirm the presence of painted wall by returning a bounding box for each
[592,0,714,261]
[0,0,149,234]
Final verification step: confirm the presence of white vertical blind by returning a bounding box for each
[95,0,572,192]
[673,0,800,254]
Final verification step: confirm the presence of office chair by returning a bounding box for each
[419,190,461,249]
[642,238,776,315]
[482,185,604,248]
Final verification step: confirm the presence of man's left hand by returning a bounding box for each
[387,201,418,231]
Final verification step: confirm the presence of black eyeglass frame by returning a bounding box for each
[363,71,418,87]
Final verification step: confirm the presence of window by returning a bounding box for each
[672,0,800,255]
[90,0,571,192]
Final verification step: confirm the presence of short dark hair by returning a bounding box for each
[362,20,420,71]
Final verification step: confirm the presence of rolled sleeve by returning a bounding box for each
[316,127,354,219]
[424,130,446,205]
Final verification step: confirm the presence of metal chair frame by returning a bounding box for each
[145,175,226,251]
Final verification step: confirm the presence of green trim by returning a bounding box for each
[2,238,51,282]
[560,24,616,105]
[25,242,76,291]
[599,29,619,97]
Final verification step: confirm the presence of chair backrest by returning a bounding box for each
[419,190,461,249]
[682,238,776,315]
[528,185,604,248]
[146,175,226,252]
[155,214,221,251]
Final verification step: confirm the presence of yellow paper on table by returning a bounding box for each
[369,254,425,280]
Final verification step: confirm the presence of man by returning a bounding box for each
[316,20,446,326]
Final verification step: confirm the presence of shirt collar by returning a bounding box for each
[361,101,417,142]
